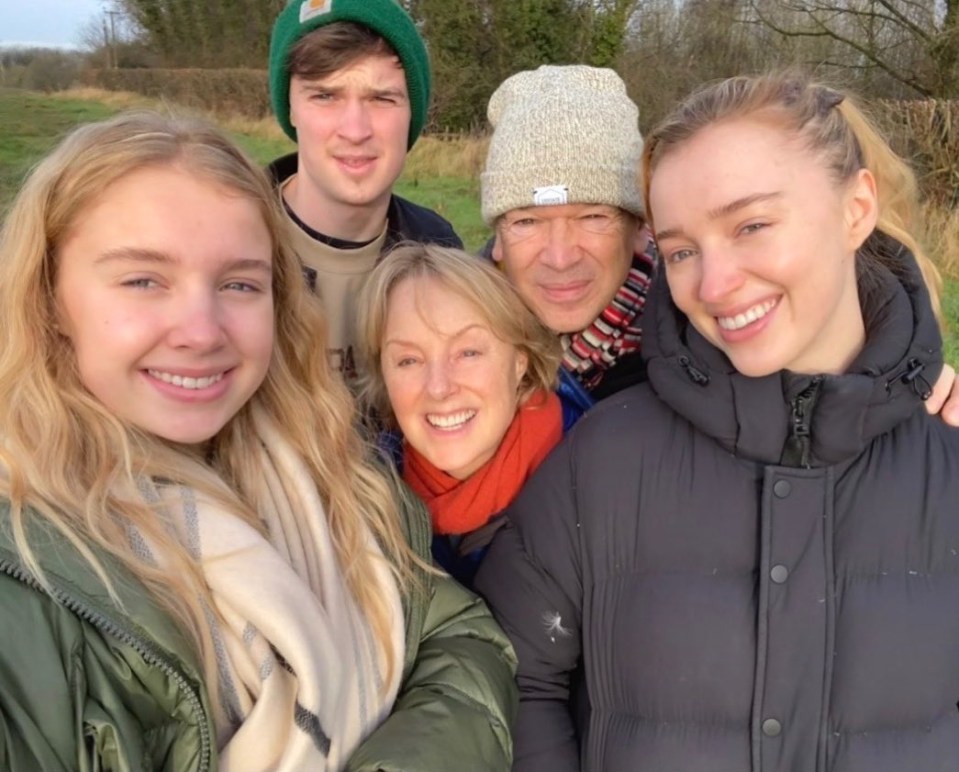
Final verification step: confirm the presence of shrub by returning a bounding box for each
[873,100,959,208]
[88,68,270,118]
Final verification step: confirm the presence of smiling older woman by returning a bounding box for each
[356,243,573,586]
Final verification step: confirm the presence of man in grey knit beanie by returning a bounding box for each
[481,64,657,403]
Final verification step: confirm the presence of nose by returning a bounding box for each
[167,290,227,352]
[337,98,373,143]
[538,218,581,271]
[697,247,745,304]
[425,359,456,401]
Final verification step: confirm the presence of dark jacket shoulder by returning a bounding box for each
[267,152,463,251]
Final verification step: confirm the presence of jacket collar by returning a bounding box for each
[643,237,943,466]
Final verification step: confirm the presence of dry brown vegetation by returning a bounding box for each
[86,68,271,118]
[405,135,491,180]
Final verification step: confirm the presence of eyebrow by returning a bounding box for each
[655,191,783,242]
[371,87,407,100]
[94,247,272,274]
[301,83,407,101]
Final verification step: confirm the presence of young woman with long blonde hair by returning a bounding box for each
[0,111,515,771]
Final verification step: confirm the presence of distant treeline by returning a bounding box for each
[100,1,959,132]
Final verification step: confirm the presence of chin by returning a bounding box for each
[543,312,593,335]
[725,354,783,379]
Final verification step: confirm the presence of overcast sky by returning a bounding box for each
[0,0,108,49]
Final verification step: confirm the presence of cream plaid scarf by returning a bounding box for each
[137,406,404,771]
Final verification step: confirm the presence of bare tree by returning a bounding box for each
[749,0,959,97]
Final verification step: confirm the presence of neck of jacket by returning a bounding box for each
[642,236,943,468]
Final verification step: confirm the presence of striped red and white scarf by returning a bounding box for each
[561,240,656,390]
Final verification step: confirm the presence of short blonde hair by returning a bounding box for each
[356,243,561,424]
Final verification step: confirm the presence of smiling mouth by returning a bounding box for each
[147,370,226,390]
[426,410,476,430]
[716,299,779,331]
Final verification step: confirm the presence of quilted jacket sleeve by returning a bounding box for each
[0,551,215,772]
[346,483,518,772]
[473,439,584,772]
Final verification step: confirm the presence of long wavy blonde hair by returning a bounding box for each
[0,111,414,701]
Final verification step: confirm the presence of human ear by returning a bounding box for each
[514,350,529,387]
[844,168,879,252]
[631,218,651,257]
[491,233,504,264]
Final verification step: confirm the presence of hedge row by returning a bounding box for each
[88,68,271,118]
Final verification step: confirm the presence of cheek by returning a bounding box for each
[383,373,417,421]
[605,235,635,283]
[665,265,702,316]
[500,250,535,290]
[494,359,523,411]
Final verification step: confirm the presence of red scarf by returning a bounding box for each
[402,391,563,535]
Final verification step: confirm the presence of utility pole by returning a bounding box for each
[106,8,120,69]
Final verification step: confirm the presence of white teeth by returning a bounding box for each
[148,370,225,389]
[717,299,778,331]
[426,410,476,430]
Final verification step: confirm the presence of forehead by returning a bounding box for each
[387,275,488,331]
[292,52,406,86]
[649,119,821,212]
[59,165,271,263]
[502,203,623,221]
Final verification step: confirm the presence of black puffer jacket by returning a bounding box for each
[475,243,959,772]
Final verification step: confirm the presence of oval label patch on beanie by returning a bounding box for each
[532,185,569,206]
[300,0,333,23]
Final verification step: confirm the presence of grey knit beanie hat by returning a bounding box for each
[480,65,645,225]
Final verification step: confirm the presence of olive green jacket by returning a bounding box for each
[0,487,517,771]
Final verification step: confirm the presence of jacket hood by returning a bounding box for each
[643,235,943,466]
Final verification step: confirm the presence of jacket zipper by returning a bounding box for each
[783,376,824,468]
[0,557,213,771]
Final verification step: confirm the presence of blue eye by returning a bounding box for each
[667,249,696,264]
[122,277,158,289]
[223,281,260,293]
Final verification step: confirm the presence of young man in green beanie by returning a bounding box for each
[268,0,461,382]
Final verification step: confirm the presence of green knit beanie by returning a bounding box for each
[269,0,431,148]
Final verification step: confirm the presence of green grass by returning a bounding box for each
[394,175,491,251]
[226,131,292,168]
[0,88,117,209]
[943,279,959,365]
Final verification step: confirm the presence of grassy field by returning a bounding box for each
[1,86,956,362]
